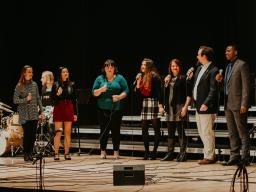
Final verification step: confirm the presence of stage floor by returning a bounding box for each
[0,154,255,192]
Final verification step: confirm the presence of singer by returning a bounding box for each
[222,44,250,166]
[161,59,192,162]
[52,66,77,161]
[92,59,129,159]
[190,46,219,165]
[135,58,163,160]
[13,65,43,161]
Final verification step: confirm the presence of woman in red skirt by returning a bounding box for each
[53,67,77,160]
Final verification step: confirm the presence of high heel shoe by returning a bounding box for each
[100,150,107,159]
[64,154,71,160]
[113,151,119,160]
[54,153,60,161]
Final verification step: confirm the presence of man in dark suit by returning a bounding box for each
[189,46,219,164]
[221,45,251,166]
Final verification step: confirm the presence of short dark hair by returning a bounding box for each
[101,59,118,74]
[199,46,215,62]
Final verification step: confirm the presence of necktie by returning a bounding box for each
[225,63,233,95]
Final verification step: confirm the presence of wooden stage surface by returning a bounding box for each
[0,154,256,192]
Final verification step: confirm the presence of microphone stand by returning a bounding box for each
[32,144,45,191]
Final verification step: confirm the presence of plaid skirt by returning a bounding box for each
[141,98,160,120]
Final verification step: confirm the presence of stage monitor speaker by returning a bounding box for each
[113,164,145,186]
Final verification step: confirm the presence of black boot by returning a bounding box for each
[143,152,149,160]
[24,153,33,161]
[149,151,157,160]
[161,152,175,161]
[161,137,175,161]
[24,153,30,161]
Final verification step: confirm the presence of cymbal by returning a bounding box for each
[0,105,13,113]
[0,102,12,109]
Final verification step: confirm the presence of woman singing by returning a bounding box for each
[13,65,43,161]
[161,59,191,162]
[53,67,77,160]
[92,59,129,159]
[135,58,164,160]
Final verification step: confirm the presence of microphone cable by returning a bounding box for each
[214,70,222,163]
[88,101,116,156]
[183,75,191,161]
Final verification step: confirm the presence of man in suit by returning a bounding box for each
[221,44,251,166]
[190,46,219,164]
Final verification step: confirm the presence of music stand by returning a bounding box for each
[75,89,90,155]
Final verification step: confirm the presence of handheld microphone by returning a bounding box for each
[28,93,31,104]
[216,69,224,83]
[133,73,142,85]
[164,74,171,87]
[186,67,195,80]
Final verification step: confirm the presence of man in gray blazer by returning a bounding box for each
[222,44,251,166]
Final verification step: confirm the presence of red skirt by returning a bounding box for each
[53,100,74,122]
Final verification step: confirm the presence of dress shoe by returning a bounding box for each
[176,151,187,162]
[54,153,60,161]
[100,150,107,159]
[241,159,250,166]
[198,158,217,165]
[113,151,119,159]
[161,152,175,161]
[222,159,240,166]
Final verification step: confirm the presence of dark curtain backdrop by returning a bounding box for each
[1,0,255,124]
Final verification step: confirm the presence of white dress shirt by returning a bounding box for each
[193,62,211,100]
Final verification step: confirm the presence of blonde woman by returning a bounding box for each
[41,71,55,122]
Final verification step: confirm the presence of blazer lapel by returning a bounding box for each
[198,63,213,85]
[193,65,202,87]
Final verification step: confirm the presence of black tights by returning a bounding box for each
[141,119,160,154]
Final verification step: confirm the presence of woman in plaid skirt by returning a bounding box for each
[135,58,164,160]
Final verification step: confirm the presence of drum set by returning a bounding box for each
[34,106,55,157]
[0,102,23,157]
[0,102,55,157]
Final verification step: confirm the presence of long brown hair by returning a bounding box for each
[141,58,159,94]
[18,65,32,87]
